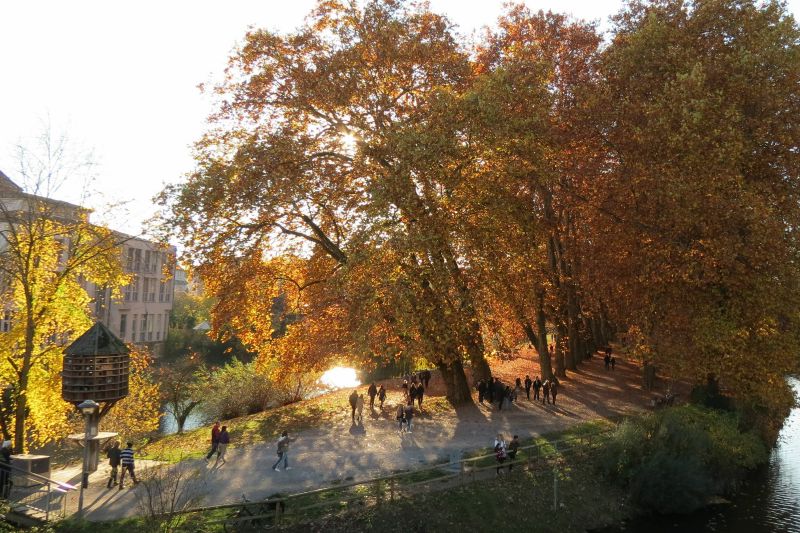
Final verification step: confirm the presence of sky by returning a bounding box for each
[2,0,799,236]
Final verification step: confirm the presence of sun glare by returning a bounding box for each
[319,366,361,389]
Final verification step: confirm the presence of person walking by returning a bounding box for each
[119,442,138,489]
[551,380,559,405]
[422,369,431,388]
[105,440,121,488]
[396,404,406,432]
[533,376,542,401]
[214,426,230,466]
[404,403,415,433]
[494,433,507,475]
[477,379,486,404]
[356,393,365,422]
[349,389,359,422]
[378,385,387,409]
[368,382,378,409]
[507,435,520,471]
[524,375,532,400]
[416,383,425,410]
[272,431,296,471]
[401,379,409,402]
[408,382,418,407]
[0,441,12,499]
[611,356,616,371]
[542,380,551,404]
[205,421,221,463]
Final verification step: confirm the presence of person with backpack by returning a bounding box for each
[368,382,378,409]
[378,385,387,409]
[494,433,507,475]
[105,440,121,488]
[524,375,532,400]
[272,431,296,471]
[119,442,138,489]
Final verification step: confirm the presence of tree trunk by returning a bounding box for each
[554,329,567,378]
[535,294,554,380]
[437,358,473,404]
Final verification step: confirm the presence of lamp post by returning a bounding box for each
[77,399,99,519]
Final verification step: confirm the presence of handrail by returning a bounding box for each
[5,463,77,492]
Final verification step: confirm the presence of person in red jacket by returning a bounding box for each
[205,421,221,463]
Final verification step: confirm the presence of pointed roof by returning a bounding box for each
[0,170,22,194]
[65,322,129,357]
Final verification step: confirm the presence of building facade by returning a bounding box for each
[1,170,175,355]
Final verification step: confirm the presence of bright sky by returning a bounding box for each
[2,0,799,235]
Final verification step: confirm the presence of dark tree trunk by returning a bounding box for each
[438,358,473,404]
[554,329,567,378]
[535,294,554,380]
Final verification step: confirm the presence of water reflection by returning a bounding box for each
[319,367,361,389]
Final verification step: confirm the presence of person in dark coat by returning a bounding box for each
[486,376,495,404]
[551,380,559,404]
[494,378,505,409]
[542,380,551,404]
[524,375,532,400]
[507,435,520,471]
[477,379,486,404]
[205,421,221,462]
[422,370,431,388]
[408,382,418,406]
[348,390,359,421]
[378,385,387,409]
[106,440,121,488]
[368,382,378,409]
[533,376,542,401]
[416,383,425,409]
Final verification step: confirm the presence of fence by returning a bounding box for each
[178,426,613,531]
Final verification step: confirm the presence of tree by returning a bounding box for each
[159,0,493,403]
[158,359,203,434]
[0,129,129,451]
[583,0,800,431]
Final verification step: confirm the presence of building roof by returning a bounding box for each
[65,322,130,356]
[0,170,23,194]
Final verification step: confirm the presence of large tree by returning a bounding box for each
[582,0,800,428]
[160,0,493,402]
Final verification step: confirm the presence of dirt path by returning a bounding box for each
[56,351,659,522]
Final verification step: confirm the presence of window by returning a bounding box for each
[144,251,152,273]
[134,249,142,272]
[147,278,156,302]
[156,313,161,341]
[119,314,127,340]
[1,311,11,333]
[159,281,166,302]
[148,314,154,341]
[165,280,171,302]
[140,315,147,342]
[132,314,138,337]
[126,248,135,271]
[124,277,139,302]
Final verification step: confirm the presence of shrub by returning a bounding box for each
[597,405,767,514]
[199,359,277,421]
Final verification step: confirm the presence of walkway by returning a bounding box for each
[53,355,655,522]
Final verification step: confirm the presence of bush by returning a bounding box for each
[199,359,278,421]
[597,405,767,514]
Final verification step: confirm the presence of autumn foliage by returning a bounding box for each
[160,0,800,417]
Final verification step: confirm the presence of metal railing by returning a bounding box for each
[5,463,77,521]
[178,426,613,530]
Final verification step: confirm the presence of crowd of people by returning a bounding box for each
[475,374,560,409]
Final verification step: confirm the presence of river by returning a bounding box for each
[605,377,800,532]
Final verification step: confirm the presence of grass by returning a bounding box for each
[142,389,452,462]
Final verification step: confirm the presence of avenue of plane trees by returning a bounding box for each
[159,0,800,430]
